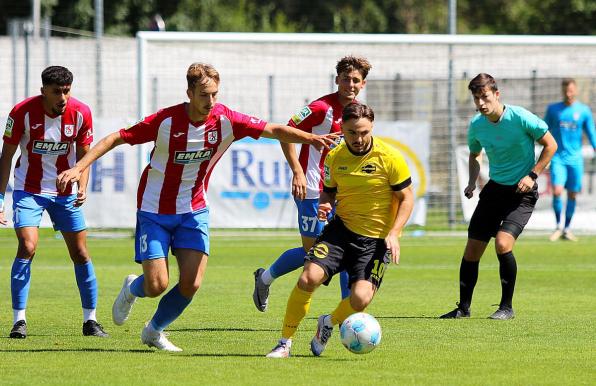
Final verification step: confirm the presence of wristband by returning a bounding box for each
[528,171,538,181]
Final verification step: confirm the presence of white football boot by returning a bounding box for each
[112,274,138,325]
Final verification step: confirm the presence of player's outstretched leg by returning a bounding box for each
[141,322,182,352]
[112,274,139,325]
[253,247,306,312]
[310,314,334,356]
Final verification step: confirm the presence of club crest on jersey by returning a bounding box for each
[174,149,213,164]
[4,117,14,137]
[64,124,75,137]
[573,112,580,121]
[291,106,312,125]
[207,130,218,144]
[32,140,70,155]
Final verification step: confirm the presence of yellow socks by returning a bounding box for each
[330,297,359,326]
[282,284,313,339]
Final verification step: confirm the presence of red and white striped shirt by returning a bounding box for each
[288,92,346,199]
[120,103,266,214]
[3,95,93,196]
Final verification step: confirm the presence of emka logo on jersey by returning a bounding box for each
[32,140,70,155]
[174,148,213,164]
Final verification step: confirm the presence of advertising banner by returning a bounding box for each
[1,117,430,229]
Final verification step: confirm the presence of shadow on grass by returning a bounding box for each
[169,327,278,332]
[0,348,152,353]
[185,353,351,360]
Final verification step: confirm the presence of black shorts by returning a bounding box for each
[468,180,539,242]
[305,216,390,289]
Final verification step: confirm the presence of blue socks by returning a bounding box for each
[339,271,351,299]
[74,261,98,309]
[269,247,306,278]
[11,258,32,310]
[564,199,576,229]
[149,285,192,331]
[130,275,147,298]
[552,195,562,226]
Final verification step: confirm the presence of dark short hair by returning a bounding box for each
[187,62,220,90]
[561,78,576,88]
[468,73,498,94]
[41,66,73,86]
[336,56,372,79]
[342,103,374,123]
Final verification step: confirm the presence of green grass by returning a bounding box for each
[0,229,594,385]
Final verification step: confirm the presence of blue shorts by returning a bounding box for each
[12,190,86,232]
[550,159,583,192]
[295,198,334,238]
[134,208,210,263]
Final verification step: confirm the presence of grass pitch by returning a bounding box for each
[0,229,594,385]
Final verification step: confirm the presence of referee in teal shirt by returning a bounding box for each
[440,73,557,320]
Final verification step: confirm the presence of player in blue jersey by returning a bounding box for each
[544,78,596,242]
[252,56,372,312]
[440,73,557,320]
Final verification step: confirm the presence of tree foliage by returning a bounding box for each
[1,0,594,36]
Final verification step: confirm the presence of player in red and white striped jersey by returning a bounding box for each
[253,56,372,313]
[57,62,336,351]
[0,66,108,339]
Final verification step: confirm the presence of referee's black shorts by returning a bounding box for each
[305,216,391,289]
[468,180,539,242]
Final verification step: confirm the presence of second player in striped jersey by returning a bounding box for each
[253,56,372,312]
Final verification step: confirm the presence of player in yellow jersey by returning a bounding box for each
[266,103,414,358]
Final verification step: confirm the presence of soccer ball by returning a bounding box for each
[339,312,382,354]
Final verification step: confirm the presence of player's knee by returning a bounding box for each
[17,239,37,259]
[178,281,200,298]
[297,274,322,292]
[568,191,578,200]
[145,278,168,297]
[350,293,372,312]
[494,239,513,255]
[70,249,90,264]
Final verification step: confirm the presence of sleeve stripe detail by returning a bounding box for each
[391,177,412,191]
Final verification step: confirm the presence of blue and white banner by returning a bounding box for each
[1,117,430,229]
[208,120,431,228]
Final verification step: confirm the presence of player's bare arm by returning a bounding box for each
[0,142,18,225]
[385,186,414,264]
[280,142,306,200]
[57,131,126,191]
[516,131,557,193]
[317,190,336,221]
[465,152,482,199]
[261,123,337,150]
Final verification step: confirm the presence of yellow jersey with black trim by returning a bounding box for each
[323,137,412,238]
